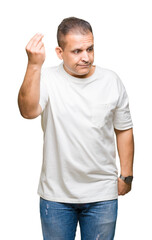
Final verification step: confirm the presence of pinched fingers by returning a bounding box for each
[36,40,44,51]
[26,33,44,51]
[33,34,44,48]
[25,33,45,66]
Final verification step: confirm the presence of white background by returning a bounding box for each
[0,0,152,239]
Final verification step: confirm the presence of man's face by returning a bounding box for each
[56,32,94,78]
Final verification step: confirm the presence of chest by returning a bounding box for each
[46,79,118,129]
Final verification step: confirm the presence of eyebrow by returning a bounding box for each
[71,44,94,51]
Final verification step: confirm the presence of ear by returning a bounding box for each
[55,46,63,60]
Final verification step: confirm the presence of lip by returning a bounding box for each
[78,64,90,67]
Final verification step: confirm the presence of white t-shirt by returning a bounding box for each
[37,62,133,203]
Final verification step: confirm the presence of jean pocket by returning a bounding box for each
[90,103,111,128]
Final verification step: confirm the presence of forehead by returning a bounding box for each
[64,32,94,50]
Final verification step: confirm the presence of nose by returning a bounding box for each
[81,51,89,63]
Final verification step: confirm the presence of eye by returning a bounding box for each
[73,49,81,54]
[87,47,93,52]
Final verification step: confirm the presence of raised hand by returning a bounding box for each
[25,33,45,67]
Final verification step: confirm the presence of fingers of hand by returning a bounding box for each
[118,189,130,196]
[26,33,39,49]
[33,34,44,48]
[25,33,45,66]
[118,178,131,195]
[36,40,45,51]
[26,33,44,52]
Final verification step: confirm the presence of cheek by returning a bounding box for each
[65,56,79,69]
[70,55,80,65]
[90,52,94,59]
[67,54,77,62]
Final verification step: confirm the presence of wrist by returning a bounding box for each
[120,170,133,177]
[27,62,42,71]
[119,174,133,185]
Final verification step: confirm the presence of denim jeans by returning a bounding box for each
[40,197,118,240]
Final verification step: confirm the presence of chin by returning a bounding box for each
[78,71,90,76]
[77,68,90,75]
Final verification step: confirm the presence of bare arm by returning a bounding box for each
[18,33,45,119]
[114,128,135,195]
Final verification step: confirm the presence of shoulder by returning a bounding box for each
[40,65,60,83]
[41,65,59,75]
[96,65,120,80]
[96,65,124,87]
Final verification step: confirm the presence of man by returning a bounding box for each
[18,17,134,240]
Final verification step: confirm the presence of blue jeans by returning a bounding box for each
[40,197,118,240]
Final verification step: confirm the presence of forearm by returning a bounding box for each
[18,33,45,118]
[18,64,41,117]
[115,128,134,176]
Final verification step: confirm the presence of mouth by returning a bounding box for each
[78,64,90,67]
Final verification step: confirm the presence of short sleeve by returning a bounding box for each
[39,68,49,112]
[113,77,133,130]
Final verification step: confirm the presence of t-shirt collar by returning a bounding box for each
[58,62,98,84]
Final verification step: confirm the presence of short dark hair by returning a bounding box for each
[57,17,93,50]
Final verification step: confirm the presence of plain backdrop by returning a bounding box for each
[0,0,152,239]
